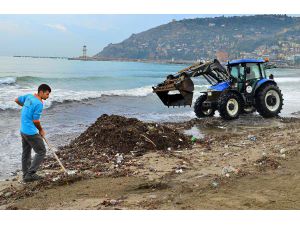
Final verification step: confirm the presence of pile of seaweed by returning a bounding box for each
[44,114,191,171]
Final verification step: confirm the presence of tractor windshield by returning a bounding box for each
[229,65,240,79]
[244,63,261,80]
[240,63,260,80]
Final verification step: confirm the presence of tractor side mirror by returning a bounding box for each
[245,67,251,74]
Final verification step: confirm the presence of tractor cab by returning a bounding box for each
[227,59,267,95]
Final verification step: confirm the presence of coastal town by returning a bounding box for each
[14,15,300,68]
[79,39,300,68]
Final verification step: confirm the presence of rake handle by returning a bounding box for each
[43,137,68,174]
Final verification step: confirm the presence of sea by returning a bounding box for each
[0,56,300,180]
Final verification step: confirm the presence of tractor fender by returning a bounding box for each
[254,79,277,95]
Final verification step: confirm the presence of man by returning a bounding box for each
[15,84,51,182]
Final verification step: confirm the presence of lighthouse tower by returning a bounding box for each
[82,45,87,60]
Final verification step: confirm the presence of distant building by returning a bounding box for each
[216,51,229,62]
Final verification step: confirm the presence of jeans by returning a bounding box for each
[21,133,46,176]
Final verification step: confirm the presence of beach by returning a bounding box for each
[0,115,299,209]
[0,56,300,209]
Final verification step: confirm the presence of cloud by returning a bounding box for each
[45,23,67,32]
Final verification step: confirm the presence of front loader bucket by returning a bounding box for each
[154,90,193,107]
[152,76,194,107]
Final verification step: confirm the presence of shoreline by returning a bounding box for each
[1,115,299,209]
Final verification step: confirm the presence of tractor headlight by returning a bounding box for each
[246,85,253,93]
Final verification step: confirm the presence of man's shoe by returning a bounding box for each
[23,173,43,183]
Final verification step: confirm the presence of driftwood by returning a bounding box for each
[140,134,157,148]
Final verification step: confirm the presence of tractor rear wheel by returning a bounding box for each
[255,84,283,118]
[218,92,242,120]
[194,94,215,118]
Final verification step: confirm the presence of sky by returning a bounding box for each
[0,14,232,57]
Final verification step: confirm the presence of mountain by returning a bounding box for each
[95,15,300,61]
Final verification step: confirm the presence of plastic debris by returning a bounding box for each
[175,168,183,174]
[109,199,118,205]
[191,136,197,144]
[221,166,239,176]
[248,135,257,141]
[101,199,123,206]
[4,192,12,197]
[280,148,287,154]
[52,176,60,182]
[67,170,77,175]
[115,153,124,164]
[211,181,219,188]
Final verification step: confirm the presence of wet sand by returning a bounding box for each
[0,115,299,209]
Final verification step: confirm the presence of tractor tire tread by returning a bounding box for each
[218,92,243,120]
[194,94,215,118]
[255,83,283,118]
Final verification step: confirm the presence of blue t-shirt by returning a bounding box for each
[18,94,44,135]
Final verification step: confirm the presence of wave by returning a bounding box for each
[0,77,17,85]
[0,85,154,111]
[48,86,154,105]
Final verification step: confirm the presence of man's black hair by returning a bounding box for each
[38,84,51,93]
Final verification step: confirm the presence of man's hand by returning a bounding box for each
[39,129,46,138]
[15,98,23,107]
[33,120,45,137]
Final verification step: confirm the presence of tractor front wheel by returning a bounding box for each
[218,92,242,120]
[194,94,215,118]
[255,84,283,118]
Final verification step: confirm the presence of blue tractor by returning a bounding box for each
[152,59,283,120]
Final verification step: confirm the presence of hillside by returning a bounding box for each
[95,15,300,61]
